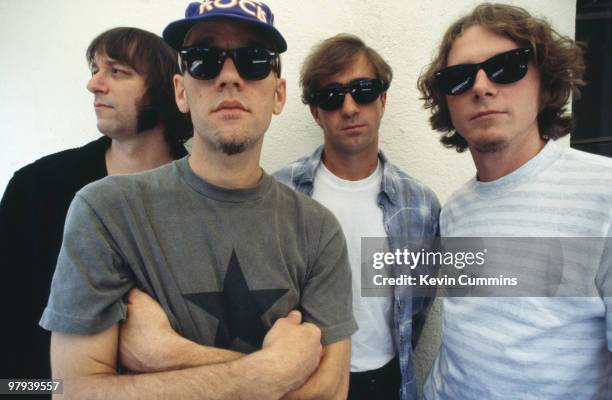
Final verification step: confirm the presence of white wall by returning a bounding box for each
[0,0,576,395]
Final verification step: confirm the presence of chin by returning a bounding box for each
[97,126,118,138]
[471,138,510,154]
[215,135,259,156]
[205,126,265,156]
[218,141,248,155]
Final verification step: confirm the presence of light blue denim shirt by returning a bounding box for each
[273,145,440,400]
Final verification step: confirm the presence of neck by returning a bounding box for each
[105,125,174,176]
[322,145,379,181]
[188,136,264,189]
[470,127,546,182]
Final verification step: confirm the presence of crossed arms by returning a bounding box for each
[51,289,350,400]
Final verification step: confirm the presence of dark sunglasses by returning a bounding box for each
[179,46,279,81]
[310,78,389,111]
[435,47,533,96]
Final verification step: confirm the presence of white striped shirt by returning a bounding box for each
[425,140,612,399]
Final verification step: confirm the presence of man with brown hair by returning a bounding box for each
[0,26,191,382]
[418,3,612,399]
[275,34,440,400]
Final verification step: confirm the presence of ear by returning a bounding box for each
[380,91,387,109]
[272,78,287,115]
[173,74,190,113]
[309,105,323,128]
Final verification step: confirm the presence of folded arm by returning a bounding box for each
[118,289,350,399]
[282,339,351,400]
[135,334,351,400]
[53,327,281,400]
[117,289,244,372]
[52,307,322,400]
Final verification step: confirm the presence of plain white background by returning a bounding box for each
[0,0,576,396]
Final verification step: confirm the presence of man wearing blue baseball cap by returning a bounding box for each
[40,1,356,399]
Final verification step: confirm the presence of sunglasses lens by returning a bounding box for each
[435,64,477,96]
[436,48,531,96]
[182,47,275,81]
[352,79,384,105]
[315,86,345,111]
[484,50,529,84]
[314,79,386,111]
[183,48,223,80]
[234,48,274,80]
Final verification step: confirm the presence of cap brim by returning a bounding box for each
[163,14,287,53]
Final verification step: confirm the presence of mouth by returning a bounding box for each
[471,110,505,120]
[94,103,113,109]
[341,124,366,131]
[213,100,248,113]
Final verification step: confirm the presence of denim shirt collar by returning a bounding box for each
[292,145,398,206]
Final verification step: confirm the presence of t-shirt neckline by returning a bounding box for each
[176,157,273,203]
[317,160,382,191]
[470,140,564,197]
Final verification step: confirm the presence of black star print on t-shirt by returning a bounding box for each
[183,250,288,349]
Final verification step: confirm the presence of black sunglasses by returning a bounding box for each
[179,46,279,81]
[310,78,389,111]
[435,47,533,96]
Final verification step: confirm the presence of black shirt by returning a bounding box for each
[0,136,187,382]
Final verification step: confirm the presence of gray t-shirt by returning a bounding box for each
[40,157,357,352]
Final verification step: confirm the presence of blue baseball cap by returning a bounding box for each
[163,1,287,53]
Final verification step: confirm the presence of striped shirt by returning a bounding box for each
[424,140,612,399]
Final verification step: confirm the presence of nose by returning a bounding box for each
[86,72,107,94]
[471,68,497,98]
[216,57,243,89]
[340,91,360,118]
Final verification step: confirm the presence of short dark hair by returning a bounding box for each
[87,27,192,155]
[301,34,392,105]
[417,3,585,152]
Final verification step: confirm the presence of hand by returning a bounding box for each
[261,310,323,391]
[119,288,185,373]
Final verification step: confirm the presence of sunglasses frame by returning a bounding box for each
[310,78,390,111]
[179,46,279,81]
[435,47,533,96]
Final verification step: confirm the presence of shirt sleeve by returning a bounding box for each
[0,170,39,282]
[39,193,133,335]
[0,172,33,294]
[412,191,441,347]
[600,228,612,352]
[300,209,358,345]
[0,171,41,374]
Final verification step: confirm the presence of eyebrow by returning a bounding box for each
[105,59,132,68]
[188,38,214,47]
[246,39,271,48]
[90,58,133,71]
[322,76,375,87]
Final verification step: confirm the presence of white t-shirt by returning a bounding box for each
[312,161,396,372]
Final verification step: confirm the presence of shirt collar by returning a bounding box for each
[293,145,399,205]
